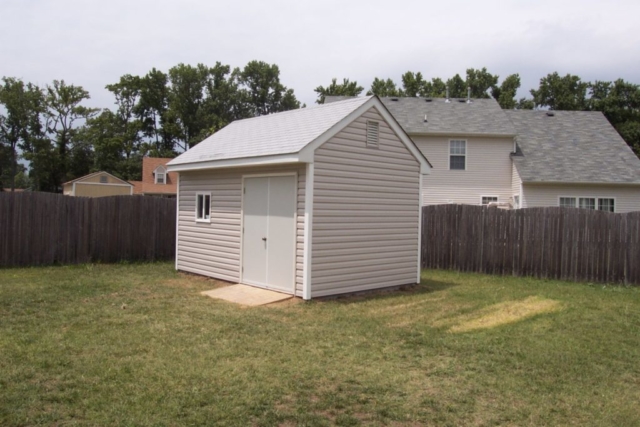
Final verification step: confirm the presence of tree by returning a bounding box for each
[367,78,402,97]
[422,78,447,98]
[465,67,499,98]
[491,74,522,109]
[0,78,44,191]
[400,72,425,97]
[530,72,589,110]
[137,68,172,152]
[238,61,300,115]
[446,74,467,98]
[314,78,363,104]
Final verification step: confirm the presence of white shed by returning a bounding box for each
[167,96,431,299]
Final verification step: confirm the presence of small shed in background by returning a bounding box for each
[167,96,431,299]
[62,171,133,197]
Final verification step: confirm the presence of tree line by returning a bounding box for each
[0,61,300,192]
[315,68,640,156]
[2,65,639,192]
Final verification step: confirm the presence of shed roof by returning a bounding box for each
[167,96,431,173]
[379,97,517,137]
[506,110,640,184]
[62,171,131,186]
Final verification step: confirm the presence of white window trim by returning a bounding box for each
[597,197,616,213]
[448,139,467,171]
[480,195,499,205]
[154,166,167,184]
[558,196,577,208]
[195,192,211,223]
[578,196,597,210]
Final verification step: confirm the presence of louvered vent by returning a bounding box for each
[366,120,379,148]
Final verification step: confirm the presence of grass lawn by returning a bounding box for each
[1,263,640,426]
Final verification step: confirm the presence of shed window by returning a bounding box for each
[559,197,577,208]
[579,198,596,210]
[482,196,498,205]
[196,193,211,222]
[99,175,108,183]
[598,198,615,212]
[366,120,379,148]
[450,140,466,170]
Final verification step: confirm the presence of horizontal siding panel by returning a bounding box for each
[314,153,420,173]
[522,183,640,212]
[312,276,417,297]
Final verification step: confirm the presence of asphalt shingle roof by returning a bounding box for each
[506,110,640,184]
[168,96,372,166]
[379,97,517,136]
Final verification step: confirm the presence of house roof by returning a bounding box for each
[506,110,640,184]
[167,96,431,173]
[130,157,178,195]
[62,171,131,186]
[379,97,517,137]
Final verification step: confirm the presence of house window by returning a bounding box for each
[156,173,165,184]
[196,193,211,222]
[559,197,577,208]
[100,176,108,183]
[482,196,498,205]
[450,140,466,170]
[579,198,596,210]
[154,166,167,184]
[513,195,520,209]
[598,198,615,212]
[366,120,379,148]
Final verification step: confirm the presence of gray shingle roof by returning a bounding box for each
[506,110,640,184]
[168,96,372,165]
[379,97,517,136]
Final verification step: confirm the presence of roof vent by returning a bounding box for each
[390,97,399,101]
[425,98,432,102]
[546,111,555,117]
[366,120,380,148]
[423,114,428,123]
[458,99,466,103]
[445,86,450,103]
[467,87,472,104]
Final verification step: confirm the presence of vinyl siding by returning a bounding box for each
[311,107,421,297]
[522,183,640,213]
[511,162,522,207]
[412,135,514,205]
[177,164,306,296]
[73,183,132,197]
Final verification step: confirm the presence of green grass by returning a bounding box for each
[1,263,640,426]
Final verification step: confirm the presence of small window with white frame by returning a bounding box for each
[579,197,596,210]
[481,196,498,205]
[449,140,466,170]
[559,197,577,208]
[366,120,380,148]
[196,193,211,222]
[598,198,615,212]
[154,166,167,184]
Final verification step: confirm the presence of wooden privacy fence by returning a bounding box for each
[421,205,640,285]
[0,192,176,267]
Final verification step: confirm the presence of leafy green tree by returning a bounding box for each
[0,77,44,191]
[238,61,300,115]
[446,74,467,98]
[367,78,403,96]
[137,68,172,151]
[530,72,589,110]
[314,78,363,104]
[515,97,535,110]
[491,74,522,109]
[422,78,447,97]
[400,72,426,97]
[465,67,499,98]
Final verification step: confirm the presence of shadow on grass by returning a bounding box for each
[321,278,459,305]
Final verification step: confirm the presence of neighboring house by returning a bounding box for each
[62,171,133,197]
[365,96,640,213]
[129,157,177,197]
[167,96,431,299]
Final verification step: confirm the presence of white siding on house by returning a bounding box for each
[522,183,640,213]
[311,107,421,297]
[412,135,514,205]
[177,164,306,296]
[512,163,522,207]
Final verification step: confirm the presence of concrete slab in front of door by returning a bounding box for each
[201,284,292,306]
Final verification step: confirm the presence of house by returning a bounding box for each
[166,96,431,299]
[129,157,177,197]
[370,96,640,213]
[62,171,133,197]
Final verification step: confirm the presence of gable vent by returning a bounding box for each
[366,120,380,148]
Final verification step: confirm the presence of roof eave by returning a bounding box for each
[408,131,517,138]
[166,153,303,173]
[522,180,640,186]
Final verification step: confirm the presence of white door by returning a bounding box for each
[242,175,296,293]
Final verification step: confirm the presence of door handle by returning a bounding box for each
[262,237,267,241]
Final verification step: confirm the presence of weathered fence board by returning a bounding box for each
[421,205,640,286]
[0,192,176,267]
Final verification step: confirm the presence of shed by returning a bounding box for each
[62,171,133,197]
[167,96,431,299]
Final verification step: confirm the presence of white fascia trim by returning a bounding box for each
[166,154,302,173]
[408,131,517,139]
[175,173,180,271]
[522,180,640,187]
[302,163,314,300]
[73,182,133,188]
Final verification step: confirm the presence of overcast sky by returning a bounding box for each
[2,0,640,109]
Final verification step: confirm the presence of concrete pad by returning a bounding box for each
[201,284,292,306]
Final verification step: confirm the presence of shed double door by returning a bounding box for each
[241,175,297,293]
